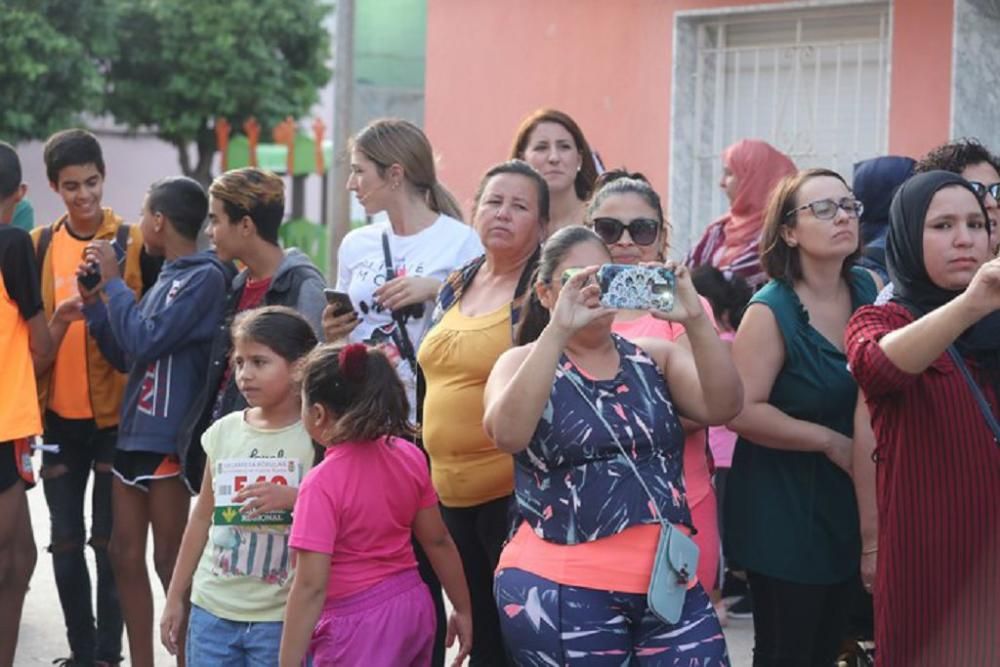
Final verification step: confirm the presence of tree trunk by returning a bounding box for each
[175,140,193,177]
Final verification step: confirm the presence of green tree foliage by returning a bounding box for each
[0,1,113,142]
[106,0,333,185]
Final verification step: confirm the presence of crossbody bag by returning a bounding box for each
[561,366,699,624]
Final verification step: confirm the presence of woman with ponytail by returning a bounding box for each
[323,118,483,419]
[279,343,473,667]
[417,160,547,665]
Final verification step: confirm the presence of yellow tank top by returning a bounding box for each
[417,302,513,507]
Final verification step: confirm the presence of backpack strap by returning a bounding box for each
[35,225,54,281]
[115,222,131,250]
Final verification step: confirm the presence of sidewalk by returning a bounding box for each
[16,480,754,665]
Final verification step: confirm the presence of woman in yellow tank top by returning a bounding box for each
[417,160,546,665]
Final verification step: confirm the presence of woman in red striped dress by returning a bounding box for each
[846,170,1000,666]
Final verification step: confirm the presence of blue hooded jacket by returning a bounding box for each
[853,155,916,282]
[84,251,228,462]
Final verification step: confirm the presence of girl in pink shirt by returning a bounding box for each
[279,344,472,667]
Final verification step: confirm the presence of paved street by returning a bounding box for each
[16,476,753,665]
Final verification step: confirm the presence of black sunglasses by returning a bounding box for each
[968,181,1000,202]
[592,217,660,246]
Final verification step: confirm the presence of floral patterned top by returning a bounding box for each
[515,334,691,545]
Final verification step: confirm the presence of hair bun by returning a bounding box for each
[338,343,368,383]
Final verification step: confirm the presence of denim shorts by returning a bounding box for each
[186,604,283,667]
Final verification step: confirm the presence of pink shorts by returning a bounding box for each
[309,568,436,666]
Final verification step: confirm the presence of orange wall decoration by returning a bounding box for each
[425,0,954,215]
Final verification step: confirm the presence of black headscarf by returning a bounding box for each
[887,170,1000,363]
[854,155,916,245]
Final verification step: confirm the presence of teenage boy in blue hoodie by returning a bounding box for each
[80,176,227,667]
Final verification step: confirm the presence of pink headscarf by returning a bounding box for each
[715,139,796,265]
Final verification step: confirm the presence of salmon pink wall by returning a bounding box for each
[887,0,953,159]
[425,0,954,213]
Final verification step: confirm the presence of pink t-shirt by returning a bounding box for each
[707,331,738,468]
[289,436,438,600]
[611,299,716,507]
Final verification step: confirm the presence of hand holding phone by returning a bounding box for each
[323,289,355,317]
[78,239,125,291]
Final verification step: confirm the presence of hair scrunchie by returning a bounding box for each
[338,343,368,383]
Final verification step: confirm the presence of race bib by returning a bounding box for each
[213,458,301,526]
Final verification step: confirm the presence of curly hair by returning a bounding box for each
[915,138,1000,175]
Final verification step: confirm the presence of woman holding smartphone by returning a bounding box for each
[484,225,740,664]
[322,118,483,416]
[584,169,728,619]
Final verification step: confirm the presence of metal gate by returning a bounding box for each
[679,3,891,251]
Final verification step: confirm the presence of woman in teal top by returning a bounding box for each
[725,168,878,666]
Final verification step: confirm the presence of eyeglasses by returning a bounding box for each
[785,197,864,221]
[592,217,660,246]
[968,181,1000,202]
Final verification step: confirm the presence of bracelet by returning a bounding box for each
[862,546,878,555]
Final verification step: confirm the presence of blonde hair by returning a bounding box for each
[209,167,286,244]
[352,118,463,221]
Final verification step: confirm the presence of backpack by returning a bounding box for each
[35,221,133,282]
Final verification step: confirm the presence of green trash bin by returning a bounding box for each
[278,218,328,275]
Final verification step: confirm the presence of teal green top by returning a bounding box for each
[724,267,876,584]
[11,199,33,231]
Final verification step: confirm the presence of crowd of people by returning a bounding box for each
[0,109,997,667]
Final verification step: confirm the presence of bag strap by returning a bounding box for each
[35,224,53,282]
[560,357,669,527]
[946,346,1000,446]
[380,230,418,369]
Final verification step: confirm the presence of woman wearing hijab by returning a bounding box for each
[852,156,916,283]
[686,139,796,289]
[846,171,1000,666]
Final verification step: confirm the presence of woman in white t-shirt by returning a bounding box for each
[324,119,483,416]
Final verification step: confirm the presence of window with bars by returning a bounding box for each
[671,3,891,255]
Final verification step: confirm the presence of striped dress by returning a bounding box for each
[846,302,1000,666]
[684,219,768,290]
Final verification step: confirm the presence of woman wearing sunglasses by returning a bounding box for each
[725,168,878,665]
[585,170,728,620]
[686,139,797,289]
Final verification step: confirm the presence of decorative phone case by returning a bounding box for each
[597,264,675,312]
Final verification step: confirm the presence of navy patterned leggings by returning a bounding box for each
[495,568,730,666]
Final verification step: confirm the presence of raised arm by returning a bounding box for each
[727,303,853,473]
[878,257,1000,373]
[483,266,611,453]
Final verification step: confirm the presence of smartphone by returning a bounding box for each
[323,289,355,316]
[596,264,675,312]
[77,240,126,291]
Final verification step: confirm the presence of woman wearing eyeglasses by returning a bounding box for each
[724,168,878,665]
[584,170,727,619]
[686,139,797,290]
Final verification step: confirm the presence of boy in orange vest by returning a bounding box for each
[0,141,54,665]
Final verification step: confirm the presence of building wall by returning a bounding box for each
[426,0,956,232]
[951,0,1000,142]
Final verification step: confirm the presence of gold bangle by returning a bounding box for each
[862,546,878,555]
